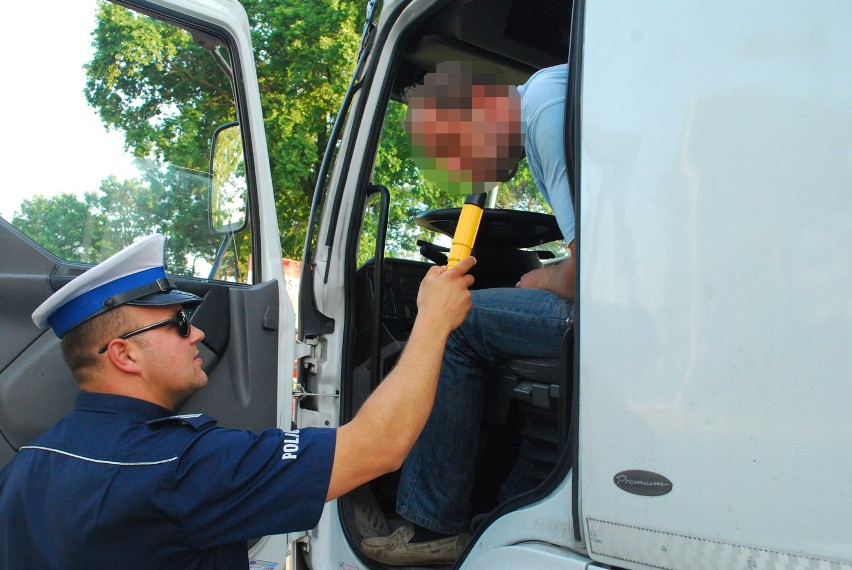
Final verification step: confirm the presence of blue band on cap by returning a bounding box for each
[48,267,167,338]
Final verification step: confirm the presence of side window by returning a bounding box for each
[360,99,568,265]
[359,100,455,265]
[1,2,251,283]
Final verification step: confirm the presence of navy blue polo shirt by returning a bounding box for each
[0,392,336,569]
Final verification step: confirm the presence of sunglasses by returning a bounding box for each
[98,309,192,354]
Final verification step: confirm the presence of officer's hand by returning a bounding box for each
[416,256,476,335]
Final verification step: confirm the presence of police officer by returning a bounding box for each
[0,234,475,569]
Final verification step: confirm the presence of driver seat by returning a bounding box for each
[498,327,572,484]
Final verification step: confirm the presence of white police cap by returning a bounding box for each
[32,234,202,338]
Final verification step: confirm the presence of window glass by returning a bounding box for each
[1,2,251,283]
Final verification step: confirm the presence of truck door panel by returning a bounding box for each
[0,220,278,469]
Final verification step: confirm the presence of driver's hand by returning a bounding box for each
[517,258,574,301]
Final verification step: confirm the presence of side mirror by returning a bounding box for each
[208,122,247,235]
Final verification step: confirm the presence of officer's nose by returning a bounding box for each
[190,324,205,343]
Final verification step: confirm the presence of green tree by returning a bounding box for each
[10,180,157,266]
[80,1,564,266]
[84,3,235,168]
[12,166,227,275]
[136,163,224,275]
[12,193,103,262]
[493,161,568,258]
[244,0,363,256]
[84,0,364,259]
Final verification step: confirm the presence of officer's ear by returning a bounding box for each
[103,339,144,376]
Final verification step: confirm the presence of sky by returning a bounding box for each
[0,3,138,221]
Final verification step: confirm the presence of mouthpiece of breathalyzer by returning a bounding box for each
[447,192,487,267]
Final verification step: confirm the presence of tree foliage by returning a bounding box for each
[12,193,103,262]
[13,0,565,272]
[11,164,226,276]
[243,0,363,255]
[82,0,365,259]
[84,3,234,168]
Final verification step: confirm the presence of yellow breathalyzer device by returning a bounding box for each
[448,192,487,267]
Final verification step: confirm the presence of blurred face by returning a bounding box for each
[128,305,207,404]
[407,82,524,195]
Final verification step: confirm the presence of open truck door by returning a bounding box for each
[0,0,296,564]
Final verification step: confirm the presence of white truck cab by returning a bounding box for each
[1,1,851,569]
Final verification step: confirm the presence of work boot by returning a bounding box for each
[360,524,470,566]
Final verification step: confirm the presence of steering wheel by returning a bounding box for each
[415,208,562,249]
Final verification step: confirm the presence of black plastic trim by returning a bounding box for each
[567,0,585,543]
[366,185,391,389]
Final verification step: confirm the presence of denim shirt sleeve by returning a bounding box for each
[519,64,575,243]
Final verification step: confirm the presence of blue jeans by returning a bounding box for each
[396,287,572,534]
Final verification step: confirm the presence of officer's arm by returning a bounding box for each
[326,257,475,501]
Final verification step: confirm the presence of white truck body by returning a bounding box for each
[578,2,852,568]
